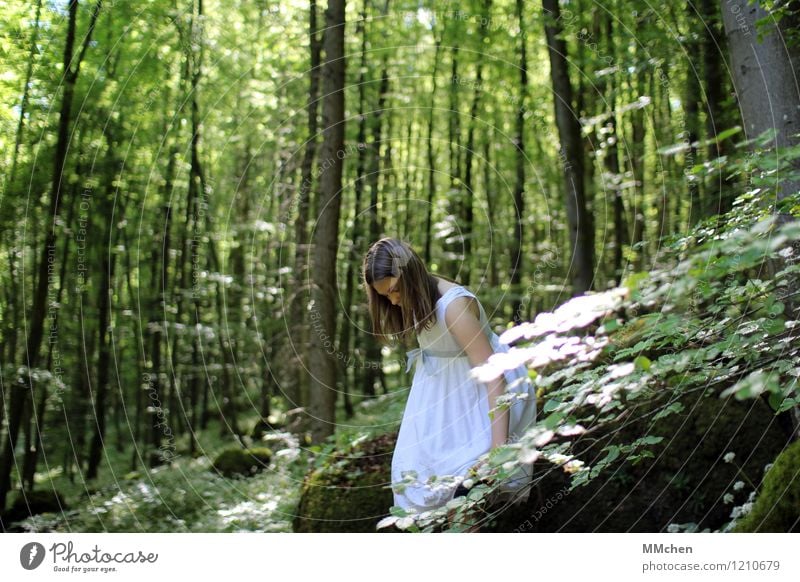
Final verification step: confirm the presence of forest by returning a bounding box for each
[0,0,799,534]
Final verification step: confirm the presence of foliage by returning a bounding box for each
[387,140,800,532]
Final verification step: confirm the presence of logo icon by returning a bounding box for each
[20,542,46,570]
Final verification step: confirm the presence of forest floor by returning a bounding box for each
[14,383,408,532]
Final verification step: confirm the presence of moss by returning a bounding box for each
[734,440,800,532]
[211,447,273,478]
[292,433,395,533]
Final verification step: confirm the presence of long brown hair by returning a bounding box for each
[362,237,454,346]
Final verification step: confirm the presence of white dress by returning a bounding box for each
[391,285,537,513]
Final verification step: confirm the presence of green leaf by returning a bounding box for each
[544,411,566,430]
[542,399,561,413]
[600,445,620,465]
[653,401,685,421]
[638,436,664,446]
[714,126,742,142]
[634,355,652,372]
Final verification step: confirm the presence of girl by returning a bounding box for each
[362,237,537,526]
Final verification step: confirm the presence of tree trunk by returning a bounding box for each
[511,0,528,323]
[308,0,346,444]
[722,0,800,200]
[702,0,736,215]
[288,0,322,421]
[723,0,800,436]
[542,0,594,295]
[338,0,371,418]
[362,8,391,400]
[424,33,442,266]
[603,14,627,283]
[684,5,703,226]
[461,0,492,287]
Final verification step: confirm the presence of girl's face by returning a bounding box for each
[372,276,401,306]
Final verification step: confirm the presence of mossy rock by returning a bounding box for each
[734,439,800,532]
[211,447,273,478]
[293,433,395,532]
[3,489,68,526]
[482,390,791,532]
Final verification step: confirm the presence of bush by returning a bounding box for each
[212,447,273,478]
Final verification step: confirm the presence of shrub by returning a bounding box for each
[212,447,273,478]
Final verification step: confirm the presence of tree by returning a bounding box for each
[308,0,346,444]
[722,0,800,200]
[542,0,594,294]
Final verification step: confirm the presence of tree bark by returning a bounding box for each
[308,0,346,444]
[722,0,800,200]
[424,34,442,266]
[288,0,323,420]
[511,0,527,322]
[542,0,594,295]
[702,0,736,215]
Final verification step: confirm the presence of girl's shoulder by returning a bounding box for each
[435,281,481,319]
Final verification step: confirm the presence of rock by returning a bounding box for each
[292,433,395,533]
[483,390,791,532]
[2,489,68,528]
[734,439,799,532]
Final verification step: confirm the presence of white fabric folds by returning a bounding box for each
[391,285,537,513]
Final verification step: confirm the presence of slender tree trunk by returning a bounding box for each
[337,0,372,419]
[684,6,703,226]
[288,0,323,422]
[424,34,442,265]
[460,0,492,287]
[362,10,391,399]
[511,0,527,323]
[627,51,647,255]
[308,0,346,444]
[603,15,627,283]
[701,0,736,216]
[444,40,463,277]
[542,0,594,295]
